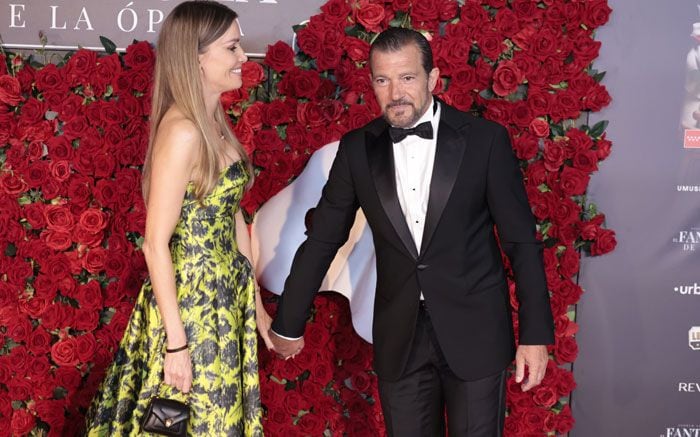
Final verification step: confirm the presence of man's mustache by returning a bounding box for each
[387,100,413,108]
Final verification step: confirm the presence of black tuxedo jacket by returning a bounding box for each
[272,101,554,382]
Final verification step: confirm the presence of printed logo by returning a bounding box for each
[677,185,700,192]
[674,283,700,295]
[661,425,700,437]
[673,228,700,251]
[690,327,700,351]
[684,129,700,148]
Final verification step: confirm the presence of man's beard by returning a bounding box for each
[383,100,421,128]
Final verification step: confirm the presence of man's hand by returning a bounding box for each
[515,344,548,391]
[268,329,304,359]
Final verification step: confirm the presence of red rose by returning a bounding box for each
[278,68,321,99]
[73,308,100,332]
[95,53,122,89]
[241,61,265,89]
[591,228,616,255]
[355,3,385,33]
[6,259,32,285]
[124,41,155,71]
[42,229,73,251]
[261,100,291,127]
[66,175,94,206]
[346,104,375,131]
[21,202,45,230]
[298,412,326,435]
[543,140,565,172]
[298,27,323,58]
[0,171,28,196]
[583,83,611,112]
[7,316,32,343]
[595,135,612,160]
[530,27,560,61]
[532,385,558,408]
[253,129,284,152]
[343,37,370,63]
[551,197,580,226]
[584,0,612,29]
[321,0,351,23]
[572,149,598,173]
[43,204,74,232]
[34,399,66,430]
[492,61,524,97]
[94,179,118,207]
[554,336,578,364]
[51,337,80,367]
[265,41,295,73]
[105,251,129,278]
[77,280,103,310]
[41,302,75,331]
[558,246,580,278]
[555,404,575,434]
[483,99,512,127]
[18,98,46,125]
[317,45,343,72]
[82,247,107,274]
[75,333,97,363]
[55,366,82,391]
[27,327,53,356]
[284,123,309,151]
[443,88,474,113]
[11,408,35,436]
[297,101,326,128]
[529,117,550,138]
[478,31,506,61]
[79,209,108,234]
[64,49,96,86]
[559,166,589,196]
[0,76,22,105]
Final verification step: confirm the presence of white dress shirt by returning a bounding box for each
[392,98,440,255]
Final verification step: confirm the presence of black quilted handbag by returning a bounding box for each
[140,397,190,436]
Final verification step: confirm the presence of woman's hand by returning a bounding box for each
[255,285,275,351]
[163,348,193,393]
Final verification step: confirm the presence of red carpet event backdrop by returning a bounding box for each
[0,0,614,435]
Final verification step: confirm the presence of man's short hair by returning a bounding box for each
[369,27,434,75]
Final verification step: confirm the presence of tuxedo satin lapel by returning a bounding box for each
[420,119,468,255]
[367,130,419,259]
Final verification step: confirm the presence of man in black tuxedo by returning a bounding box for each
[269,27,554,436]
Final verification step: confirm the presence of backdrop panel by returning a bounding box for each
[574,1,700,436]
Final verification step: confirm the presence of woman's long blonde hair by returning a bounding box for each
[142,0,252,202]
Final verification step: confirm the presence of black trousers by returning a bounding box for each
[378,302,506,437]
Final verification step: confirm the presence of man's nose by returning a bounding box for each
[390,83,403,101]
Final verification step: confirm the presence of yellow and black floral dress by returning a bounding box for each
[85,160,263,436]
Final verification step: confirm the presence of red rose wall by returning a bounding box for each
[0,0,614,435]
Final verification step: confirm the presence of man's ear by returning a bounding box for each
[428,67,440,93]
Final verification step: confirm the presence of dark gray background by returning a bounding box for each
[574,1,700,435]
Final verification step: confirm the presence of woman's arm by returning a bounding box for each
[142,116,200,392]
[235,210,274,350]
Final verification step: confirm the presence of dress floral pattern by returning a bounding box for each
[85,160,263,436]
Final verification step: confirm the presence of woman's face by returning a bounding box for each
[199,20,248,96]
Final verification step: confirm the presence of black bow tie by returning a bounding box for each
[388,121,434,143]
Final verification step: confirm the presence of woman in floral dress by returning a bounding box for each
[85,2,271,435]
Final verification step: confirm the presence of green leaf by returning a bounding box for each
[588,120,609,138]
[100,36,117,55]
[593,71,606,82]
[550,124,565,137]
[5,243,16,257]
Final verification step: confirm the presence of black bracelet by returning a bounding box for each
[165,344,188,353]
